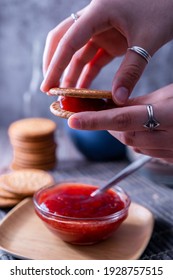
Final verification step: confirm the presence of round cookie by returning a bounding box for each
[48,87,114,119]
[0,169,55,196]
[8,118,57,140]
[48,87,112,99]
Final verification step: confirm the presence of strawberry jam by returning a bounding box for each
[59,97,115,112]
[34,182,130,245]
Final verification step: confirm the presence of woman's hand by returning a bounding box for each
[40,0,173,104]
[67,84,173,162]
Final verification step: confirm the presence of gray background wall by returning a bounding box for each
[1,0,173,127]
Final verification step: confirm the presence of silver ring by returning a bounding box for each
[128,46,151,63]
[71,13,79,22]
[143,104,160,131]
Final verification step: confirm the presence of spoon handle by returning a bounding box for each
[91,155,152,197]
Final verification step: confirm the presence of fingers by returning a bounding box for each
[128,83,173,106]
[112,49,148,105]
[41,6,88,77]
[77,49,114,88]
[60,41,100,88]
[68,100,172,132]
[110,130,172,150]
[68,105,148,131]
[109,129,173,160]
[61,27,126,88]
[68,103,173,161]
[40,0,150,96]
[42,17,73,76]
[41,5,110,92]
[61,41,98,87]
[61,47,113,88]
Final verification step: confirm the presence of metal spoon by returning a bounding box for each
[91,155,152,197]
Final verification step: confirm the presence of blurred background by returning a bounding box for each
[1,0,173,128]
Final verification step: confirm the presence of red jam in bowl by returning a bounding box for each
[59,96,116,113]
[33,182,130,245]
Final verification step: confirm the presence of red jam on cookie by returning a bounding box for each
[59,97,116,113]
[34,182,130,245]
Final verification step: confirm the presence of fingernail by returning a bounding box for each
[113,87,129,104]
[68,117,81,129]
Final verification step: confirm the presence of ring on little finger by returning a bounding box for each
[143,104,160,131]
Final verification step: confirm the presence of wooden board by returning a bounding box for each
[0,198,154,260]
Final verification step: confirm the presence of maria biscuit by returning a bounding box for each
[50,101,74,119]
[8,118,57,170]
[48,87,112,99]
[8,118,56,140]
[48,87,115,119]
[0,169,55,196]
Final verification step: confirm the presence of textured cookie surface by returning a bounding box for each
[48,87,112,99]
[0,169,55,196]
[50,101,73,119]
[8,118,57,140]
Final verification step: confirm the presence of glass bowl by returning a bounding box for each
[33,180,131,245]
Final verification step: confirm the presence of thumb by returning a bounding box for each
[112,48,149,105]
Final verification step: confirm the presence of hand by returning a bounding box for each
[67,83,173,162]
[40,0,173,104]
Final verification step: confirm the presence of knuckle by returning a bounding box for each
[87,118,100,130]
[79,115,98,130]
[113,113,132,130]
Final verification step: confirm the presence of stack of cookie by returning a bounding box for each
[8,118,57,170]
[0,169,54,208]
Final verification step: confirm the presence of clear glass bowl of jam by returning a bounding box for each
[33,180,131,245]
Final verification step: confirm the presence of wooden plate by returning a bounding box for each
[0,198,154,260]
